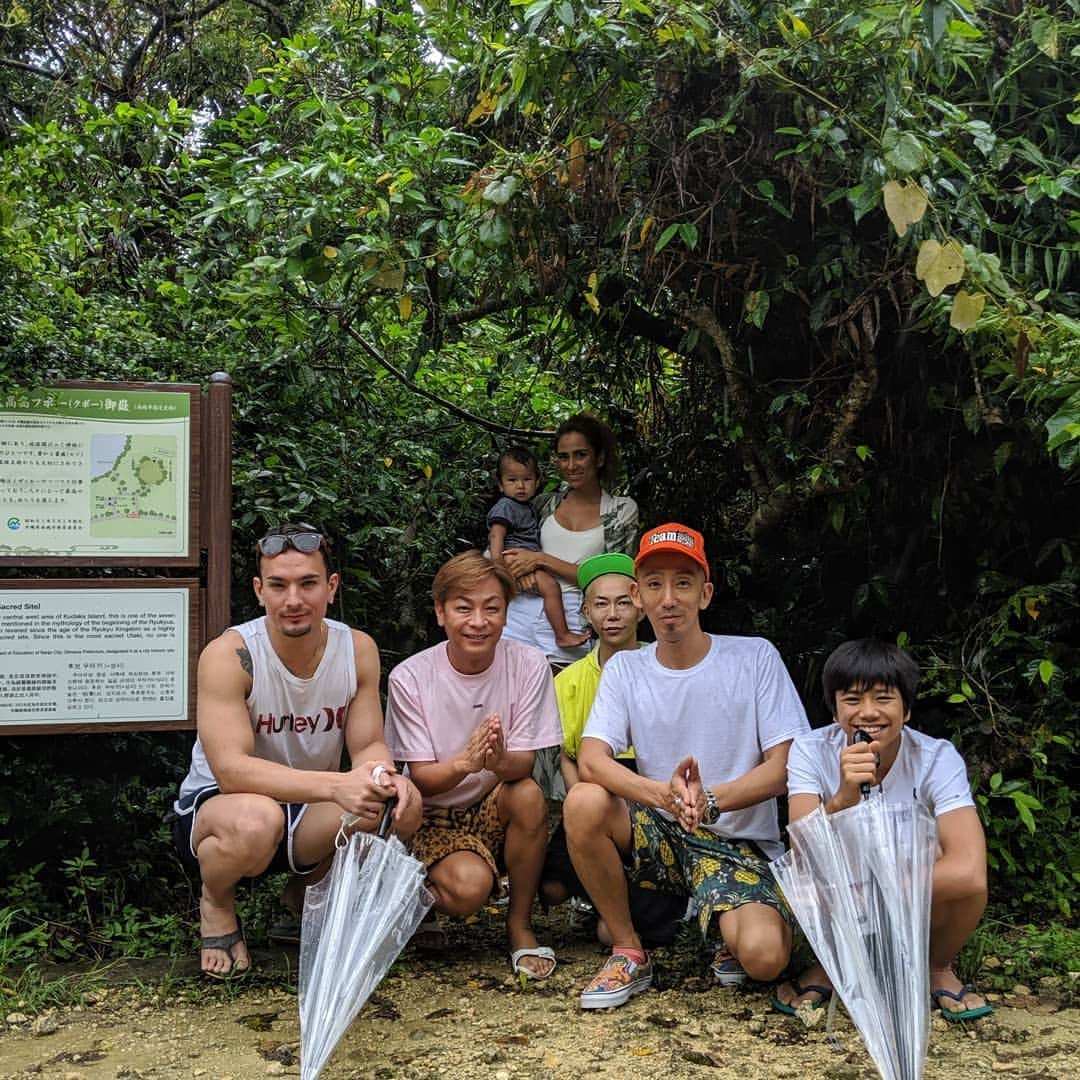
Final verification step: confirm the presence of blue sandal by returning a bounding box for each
[931,984,993,1021]
[772,975,833,1015]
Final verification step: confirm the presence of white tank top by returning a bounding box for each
[540,513,604,603]
[178,616,357,798]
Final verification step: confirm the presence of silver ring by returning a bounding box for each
[371,764,388,787]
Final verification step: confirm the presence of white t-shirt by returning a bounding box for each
[584,634,809,859]
[787,724,974,817]
[385,638,562,809]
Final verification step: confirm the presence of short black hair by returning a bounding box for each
[254,521,333,576]
[822,639,920,715]
[497,446,540,479]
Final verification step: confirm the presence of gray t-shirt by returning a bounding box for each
[487,496,541,551]
[584,635,810,859]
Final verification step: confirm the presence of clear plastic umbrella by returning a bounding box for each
[299,804,434,1080]
[771,797,937,1080]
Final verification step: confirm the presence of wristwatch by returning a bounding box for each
[702,788,721,825]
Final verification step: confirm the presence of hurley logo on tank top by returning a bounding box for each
[254,706,347,735]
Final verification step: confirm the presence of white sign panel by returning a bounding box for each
[0,386,192,559]
[0,588,189,726]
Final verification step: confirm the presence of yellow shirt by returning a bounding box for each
[554,647,637,761]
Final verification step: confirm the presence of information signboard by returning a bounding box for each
[0,580,198,733]
[0,383,198,565]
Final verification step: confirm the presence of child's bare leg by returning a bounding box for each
[929,888,988,1013]
[536,571,589,648]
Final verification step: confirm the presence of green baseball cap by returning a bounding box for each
[578,552,636,594]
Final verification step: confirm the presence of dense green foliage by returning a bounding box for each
[1,0,1077,961]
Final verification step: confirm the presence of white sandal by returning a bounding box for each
[510,945,557,980]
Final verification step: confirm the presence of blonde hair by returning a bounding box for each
[432,550,518,606]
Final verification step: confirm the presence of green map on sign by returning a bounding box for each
[90,434,178,538]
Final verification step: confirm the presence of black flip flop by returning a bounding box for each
[201,920,251,980]
[931,984,993,1021]
[772,975,833,1015]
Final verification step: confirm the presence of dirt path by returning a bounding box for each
[3,908,1076,1080]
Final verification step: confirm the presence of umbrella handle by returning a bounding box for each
[853,730,874,799]
[336,795,399,846]
[377,797,398,840]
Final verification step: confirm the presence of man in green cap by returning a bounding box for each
[539,554,686,945]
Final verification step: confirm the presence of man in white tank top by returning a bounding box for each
[172,524,421,978]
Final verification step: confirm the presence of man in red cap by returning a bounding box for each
[563,523,809,1009]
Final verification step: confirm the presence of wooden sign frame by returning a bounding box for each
[0,372,232,734]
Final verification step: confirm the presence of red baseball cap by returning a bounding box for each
[634,523,710,580]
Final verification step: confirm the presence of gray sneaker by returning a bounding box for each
[579,953,653,1009]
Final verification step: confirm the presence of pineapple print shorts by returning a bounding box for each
[624,801,794,941]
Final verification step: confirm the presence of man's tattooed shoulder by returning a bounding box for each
[236,645,253,677]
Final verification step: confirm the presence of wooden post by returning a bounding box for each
[202,372,233,644]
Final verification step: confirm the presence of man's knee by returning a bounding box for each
[563,782,618,840]
[725,910,791,981]
[539,879,571,908]
[737,935,789,982]
[201,798,282,852]
[430,856,494,916]
[501,777,547,830]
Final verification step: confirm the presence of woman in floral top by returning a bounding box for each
[502,413,639,663]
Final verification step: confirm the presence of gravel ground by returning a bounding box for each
[2,905,1076,1080]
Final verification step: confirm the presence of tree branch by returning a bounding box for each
[120,0,234,98]
[685,305,771,498]
[746,301,881,557]
[0,58,72,84]
[334,316,555,439]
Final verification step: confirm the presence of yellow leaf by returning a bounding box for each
[790,14,810,37]
[915,238,965,297]
[375,172,394,185]
[584,290,600,315]
[399,294,413,321]
[949,290,986,332]
[363,254,405,291]
[630,1047,656,1057]
[882,179,929,237]
[467,90,499,125]
[423,464,432,479]
[383,457,393,468]
[1025,596,1040,620]
[323,245,338,259]
[588,271,597,291]
[568,136,587,191]
[639,216,655,247]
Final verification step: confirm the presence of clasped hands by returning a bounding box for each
[666,755,709,832]
[456,713,510,777]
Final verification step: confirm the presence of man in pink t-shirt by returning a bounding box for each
[385,550,562,979]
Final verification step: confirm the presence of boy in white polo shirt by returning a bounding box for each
[774,639,991,1021]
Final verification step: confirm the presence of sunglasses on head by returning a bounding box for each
[257,531,325,557]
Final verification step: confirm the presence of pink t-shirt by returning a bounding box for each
[385,638,561,809]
